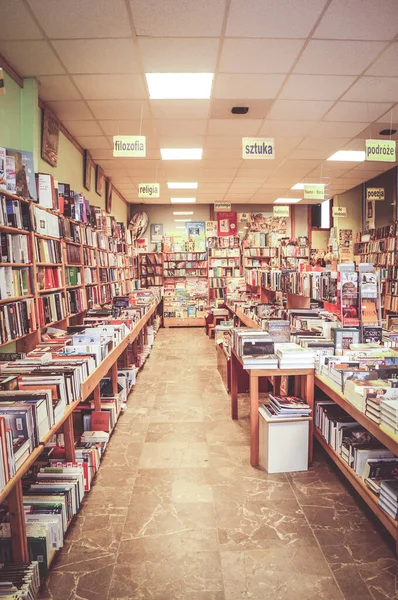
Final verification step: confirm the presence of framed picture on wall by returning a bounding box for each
[151,223,163,242]
[105,180,112,214]
[95,164,104,196]
[41,107,60,167]
[83,150,92,191]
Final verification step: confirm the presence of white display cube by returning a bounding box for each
[258,406,310,473]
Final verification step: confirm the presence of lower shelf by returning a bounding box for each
[163,317,205,327]
[314,428,397,538]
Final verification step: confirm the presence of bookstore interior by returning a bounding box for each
[1,1,398,598]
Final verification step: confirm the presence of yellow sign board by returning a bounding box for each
[113,135,146,157]
[332,206,347,218]
[273,206,290,218]
[304,184,324,200]
[365,139,396,162]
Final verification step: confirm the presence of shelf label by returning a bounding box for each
[304,184,324,200]
[366,187,384,201]
[242,137,275,160]
[113,135,146,157]
[365,139,396,162]
[138,183,160,198]
[332,206,347,217]
[273,205,290,217]
[214,202,231,211]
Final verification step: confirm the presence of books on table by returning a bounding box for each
[262,394,311,419]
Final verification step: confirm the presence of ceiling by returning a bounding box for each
[1,0,398,205]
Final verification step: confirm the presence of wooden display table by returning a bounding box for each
[231,348,315,467]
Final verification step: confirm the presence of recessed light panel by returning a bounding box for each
[168,182,198,189]
[146,73,213,99]
[274,198,302,204]
[170,198,196,204]
[161,148,203,160]
[327,150,365,162]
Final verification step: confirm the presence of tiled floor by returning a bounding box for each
[40,329,398,600]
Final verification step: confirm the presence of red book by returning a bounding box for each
[90,410,110,432]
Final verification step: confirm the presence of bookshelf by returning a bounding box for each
[138,252,164,287]
[0,190,138,353]
[207,245,241,303]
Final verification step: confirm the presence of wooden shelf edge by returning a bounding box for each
[314,429,397,538]
[315,375,398,456]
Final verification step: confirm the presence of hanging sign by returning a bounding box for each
[332,206,347,218]
[366,187,385,201]
[273,205,290,218]
[242,138,275,160]
[214,202,231,211]
[365,139,396,162]
[113,135,146,157]
[138,183,160,198]
[304,184,324,200]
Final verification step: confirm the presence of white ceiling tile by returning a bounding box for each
[0,41,65,76]
[267,99,334,121]
[342,77,398,102]
[210,99,272,120]
[203,148,242,159]
[157,136,204,148]
[367,42,398,77]
[208,119,261,135]
[47,100,94,121]
[150,100,210,120]
[309,121,369,138]
[38,75,80,101]
[201,159,242,169]
[72,74,147,101]
[52,39,140,74]
[226,0,326,38]
[107,176,134,185]
[280,74,355,101]
[89,149,114,160]
[214,74,285,100]
[359,122,398,140]
[219,39,304,74]
[204,136,243,149]
[27,0,131,38]
[75,136,112,150]
[298,137,350,151]
[294,40,386,76]
[63,121,104,137]
[199,183,230,191]
[323,101,393,122]
[0,0,43,39]
[99,119,156,139]
[377,105,398,123]
[259,120,317,137]
[201,169,239,180]
[314,0,398,41]
[138,38,219,72]
[155,120,208,136]
[87,100,151,120]
[289,148,336,160]
[130,0,225,36]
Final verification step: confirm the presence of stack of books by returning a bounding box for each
[380,399,398,436]
[379,480,398,519]
[0,561,40,597]
[233,329,278,369]
[276,343,315,369]
[263,394,311,419]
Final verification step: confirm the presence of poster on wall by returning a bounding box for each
[249,212,287,235]
[151,223,163,242]
[137,238,148,252]
[338,229,353,263]
[217,211,238,237]
[205,221,218,238]
[366,198,376,230]
[186,221,205,251]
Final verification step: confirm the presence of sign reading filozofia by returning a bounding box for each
[113,135,146,157]
[242,138,275,159]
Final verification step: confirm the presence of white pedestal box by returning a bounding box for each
[258,406,310,473]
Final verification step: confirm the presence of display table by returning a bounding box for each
[231,348,315,467]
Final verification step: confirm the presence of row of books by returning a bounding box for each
[1,231,31,264]
[0,267,31,299]
[0,299,36,345]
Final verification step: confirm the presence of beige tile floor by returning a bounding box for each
[40,328,398,600]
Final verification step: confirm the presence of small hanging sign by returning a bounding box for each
[304,184,324,200]
[273,206,290,217]
[113,135,146,157]
[242,138,275,159]
[332,206,347,218]
[138,183,160,198]
[365,139,396,162]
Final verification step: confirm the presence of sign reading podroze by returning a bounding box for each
[113,135,146,157]
[138,183,160,198]
[242,138,275,159]
[304,184,324,200]
[366,187,385,201]
[332,206,347,218]
[214,202,231,211]
[365,139,396,162]
[273,206,290,218]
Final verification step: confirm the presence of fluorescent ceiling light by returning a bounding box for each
[175,226,186,229]
[161,148,203,160]
[170,198,196,204]
[175,219,191,222]
[291,183,328,190]
[173,211,194,215]
[146,73,213,99]
[168,182,198,189]
[327,150,365,162]
[274,198,301,204]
